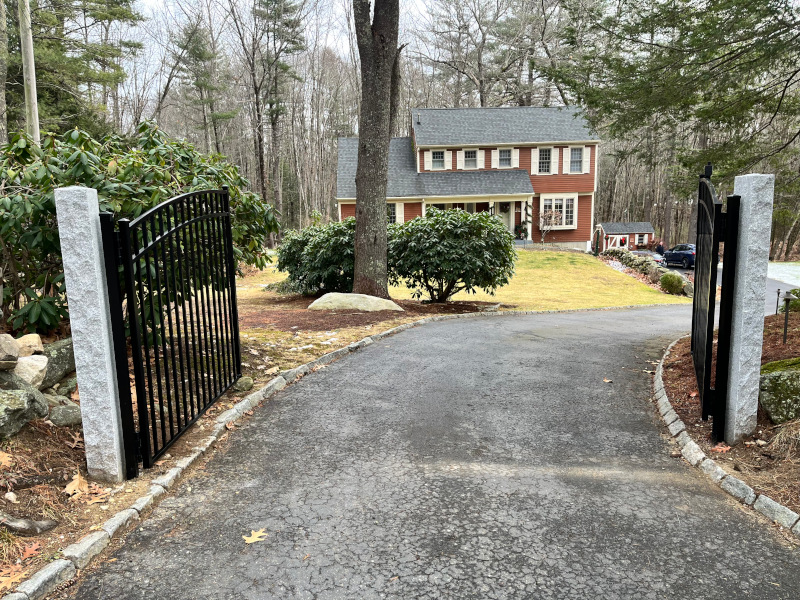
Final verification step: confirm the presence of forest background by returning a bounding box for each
[3,0,799,259]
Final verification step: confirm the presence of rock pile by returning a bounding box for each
[0,334,81,438]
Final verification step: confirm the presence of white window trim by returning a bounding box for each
[498,148,513,169]
[460,148,480,170]
[539,193,578,230]
[566,146,583,174]
[430,149,447,171]
[564,145,592,174]
[534,146,555,175]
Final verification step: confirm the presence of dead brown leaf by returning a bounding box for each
[64,471,89,498]
[21,542,41,560]
[0,565,25,592]
[242,528,267,544]
[711,443,732,454]
[0,451,13,469]
[66,431,84,449]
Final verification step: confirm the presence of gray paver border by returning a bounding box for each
[2,302,689,599]
[653,336,800,539]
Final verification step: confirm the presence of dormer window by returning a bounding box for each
[464,149,477,169]
[499,149,512,167]
[432,150,445,170]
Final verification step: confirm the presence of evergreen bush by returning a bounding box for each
[1,123,279,333]
[660,272,685,295]
[388,208,516,302]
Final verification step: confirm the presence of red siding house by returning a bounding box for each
[336,106,601,250]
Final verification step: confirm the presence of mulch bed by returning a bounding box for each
[662,312,800,513]
[238,295,503,331]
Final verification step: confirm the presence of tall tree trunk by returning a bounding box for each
[270,99,283,230]
[18,0,40,143]
[0,0,7,144]
[352,0,400,298]
[662,188,673,248]
[252,90,268,199]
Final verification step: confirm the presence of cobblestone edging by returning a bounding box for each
[2,303,684,600]
[654,338,800,539]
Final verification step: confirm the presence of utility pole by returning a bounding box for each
[17,0,40,144]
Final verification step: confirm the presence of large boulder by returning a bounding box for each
[0,389,48,439]
[13,355,49,389]
[308,293,404,312]
[17,333,44,357]
[0,370,50,412]
[0,334,20,370]
[49,402,83,427]
[759,359,800,424]
[41,338,75,390]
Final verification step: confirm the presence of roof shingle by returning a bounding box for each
[337,137,533,199]
[598,222,655,235]
[411,106,598,147]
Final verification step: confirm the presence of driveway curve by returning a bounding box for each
[66,306,800,599]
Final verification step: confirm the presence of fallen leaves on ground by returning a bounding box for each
[64,471,89,498]
[711,443,732,453]
[21,542,41,560]
[243,529,268,544]
[66,432,84,450]
[0,452,12,469]
[85,483,110,505]
[0,565,25,592]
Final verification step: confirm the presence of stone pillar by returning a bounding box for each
[55,187,125,482]
[726,174,775,444]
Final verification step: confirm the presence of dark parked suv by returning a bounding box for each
[662,244,696,268]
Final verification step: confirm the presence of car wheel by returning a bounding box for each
[682,258,689,269]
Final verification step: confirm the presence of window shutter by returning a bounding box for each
[532,148,539,174]
[444,150,452,170]
[424,151,432,171]
[457,150,464,170]
[491,149,499,169]
[563,148,569,174]
[583,146,591,173]
[512,148,519,168]
[552,148,559,174]
[478,149,485,168]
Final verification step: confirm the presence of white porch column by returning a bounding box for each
[725,174,774,444]
[55,187,125,482]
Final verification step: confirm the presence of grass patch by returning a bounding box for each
[389,250,690,310]
[247,250,689,313]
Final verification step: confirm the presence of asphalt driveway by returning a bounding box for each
[65,306,800,599]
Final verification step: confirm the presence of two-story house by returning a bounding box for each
[336,106,600,250]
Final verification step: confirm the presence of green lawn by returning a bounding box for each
[389,249,690,310]
[240,249,690,311]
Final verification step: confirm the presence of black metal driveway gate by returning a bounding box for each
[690,164,740,442]
[101,188,241,478]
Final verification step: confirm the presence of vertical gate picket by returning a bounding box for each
[104,189,242,477]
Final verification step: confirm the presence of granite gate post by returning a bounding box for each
[725,174,775,444]
[55,186,125,482]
